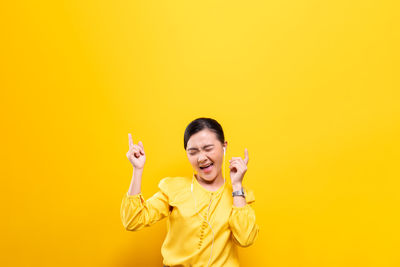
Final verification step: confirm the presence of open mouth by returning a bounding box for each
[200,163,213,172]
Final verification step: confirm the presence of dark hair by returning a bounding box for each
[184,117,225,150]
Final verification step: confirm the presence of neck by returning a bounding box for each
[195,173,225,191]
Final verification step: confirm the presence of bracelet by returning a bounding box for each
[232,188,245,198]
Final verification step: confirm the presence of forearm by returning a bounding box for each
[229,183,259,247]
[121,177,171,231]
[127,168,143,196]
[232,183,246,207]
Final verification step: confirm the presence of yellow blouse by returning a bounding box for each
[120,176,259,267]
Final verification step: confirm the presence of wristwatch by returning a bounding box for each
[232,188,245,198]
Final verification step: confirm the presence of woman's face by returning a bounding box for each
[186,129,227,183]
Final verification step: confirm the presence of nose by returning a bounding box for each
[197,151,208,163]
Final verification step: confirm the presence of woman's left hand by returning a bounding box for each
[229,148,249,186]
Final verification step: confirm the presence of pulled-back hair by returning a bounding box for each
[183,117,225,150]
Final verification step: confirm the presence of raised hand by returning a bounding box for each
[229,148,249,186]
[126,133,146,170]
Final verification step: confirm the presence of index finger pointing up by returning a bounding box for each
[128,133,134,149]
[244,148,249,165]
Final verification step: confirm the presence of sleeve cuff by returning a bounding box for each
[126,192,141,197]
[125,192,145,205]
[232,203,252,210]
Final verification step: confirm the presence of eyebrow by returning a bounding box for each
[187,144,214,151]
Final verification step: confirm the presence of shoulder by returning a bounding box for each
[158,176,191,200]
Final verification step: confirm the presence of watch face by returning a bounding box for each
[232,189,245,197]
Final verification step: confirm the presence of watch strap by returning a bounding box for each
[232,188,245,197]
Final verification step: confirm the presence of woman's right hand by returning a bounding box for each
[126,133,146,170]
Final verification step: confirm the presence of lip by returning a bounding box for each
[200,163,213,173]
[200,162,212,167]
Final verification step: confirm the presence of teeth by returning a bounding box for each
[200,163,213,169]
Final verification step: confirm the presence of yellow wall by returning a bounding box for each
[1,1,399,266]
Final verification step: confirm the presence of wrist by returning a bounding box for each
[133,168,144,174]
[232,183,243,191]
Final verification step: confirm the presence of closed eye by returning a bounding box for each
[189,148,212,156]
[187,145,214,156]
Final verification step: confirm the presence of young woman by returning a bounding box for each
[120,117,259,267]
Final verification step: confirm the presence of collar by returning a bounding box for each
[192,173,227,196]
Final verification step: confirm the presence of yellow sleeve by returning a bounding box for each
[228,188,260,247]
[120,178,171,231]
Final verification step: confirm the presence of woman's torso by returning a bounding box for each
[160,176,240,267]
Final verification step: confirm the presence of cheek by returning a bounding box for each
[210,153,222,164]
[189,158,198,167]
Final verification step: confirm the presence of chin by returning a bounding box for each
[200,172,217,181]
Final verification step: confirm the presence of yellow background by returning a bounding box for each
[1,0,399,266]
